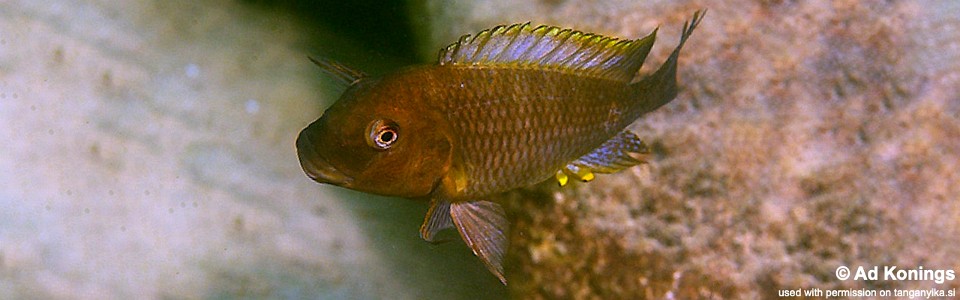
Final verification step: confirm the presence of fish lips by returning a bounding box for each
[296,129,353,186]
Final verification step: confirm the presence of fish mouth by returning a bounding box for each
[296,129,352,186]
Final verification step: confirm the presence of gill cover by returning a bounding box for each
[297,58,454,199]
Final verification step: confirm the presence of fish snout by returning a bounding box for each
[296,129,352,186]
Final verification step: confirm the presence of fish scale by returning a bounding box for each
[431,67,629,198]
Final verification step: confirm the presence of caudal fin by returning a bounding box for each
[629,10,706,117]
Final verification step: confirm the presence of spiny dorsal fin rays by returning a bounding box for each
[309,56,366,86]
[437,23,658,82]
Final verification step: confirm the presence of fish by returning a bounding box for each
[296,10,705,284]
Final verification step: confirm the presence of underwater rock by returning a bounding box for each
[419,1,960,298]
[0,0,472,298]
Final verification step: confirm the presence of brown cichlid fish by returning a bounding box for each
[297,11,705,284]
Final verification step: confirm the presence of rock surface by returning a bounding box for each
[0,1,502,298]
[417,1,960,298]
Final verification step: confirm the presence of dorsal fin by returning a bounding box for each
[437,23,658,82]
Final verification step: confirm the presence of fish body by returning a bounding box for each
[296,11,705,284]
[378,66,639,197]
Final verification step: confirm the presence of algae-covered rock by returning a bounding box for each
[417,1,960,298]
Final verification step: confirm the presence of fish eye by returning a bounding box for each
[366,119,399,150]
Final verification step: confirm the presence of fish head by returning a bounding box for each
[297,75,453,198]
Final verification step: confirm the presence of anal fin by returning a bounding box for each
[558,130,651,184]
[450,200,509,284]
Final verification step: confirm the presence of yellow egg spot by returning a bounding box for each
[581,172,595,182]
[572,167,595,182]
[556,171,569,187]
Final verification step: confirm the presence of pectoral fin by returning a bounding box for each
[558,130,651,185]
[420,199,453,242]
[450,201,509,284]
[307,56,366,86]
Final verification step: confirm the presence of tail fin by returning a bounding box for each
[629,10,705,117]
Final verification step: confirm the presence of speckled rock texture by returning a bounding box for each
[0,1,502,299]
[417,1,960,298]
